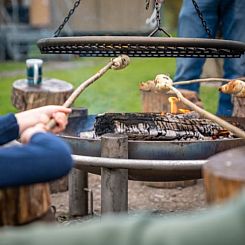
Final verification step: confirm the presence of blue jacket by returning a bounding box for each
[0,113,73,187]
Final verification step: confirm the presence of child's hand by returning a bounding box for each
[15,106,72,134]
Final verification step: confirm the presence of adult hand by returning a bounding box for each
[15,105,72,134]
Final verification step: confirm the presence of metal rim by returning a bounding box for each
[37,36,245,58]
[38,36,245,49]
[72,154,206,170]
[61,134,243,144]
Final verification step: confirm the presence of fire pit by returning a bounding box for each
[61,108,245,215]
[62,109,245,160]
[61,108,245,181]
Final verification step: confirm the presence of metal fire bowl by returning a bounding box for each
[60,108,245,181]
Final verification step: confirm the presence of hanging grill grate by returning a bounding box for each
[37,36,245,58]
[37,0,245,58]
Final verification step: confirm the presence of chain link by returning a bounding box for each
[192,0,212,38]
[54,0,82,37]
[155,2,161,27]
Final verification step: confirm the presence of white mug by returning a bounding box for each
[26,59,43,86]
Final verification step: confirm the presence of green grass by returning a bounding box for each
[0,76,19,114]
[200,86,219,114]
[46,58,176,114]
[0,62,25,72]
[0,58,219,115]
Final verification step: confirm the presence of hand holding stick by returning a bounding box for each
[46,55,130,130]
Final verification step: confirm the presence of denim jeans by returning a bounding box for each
[174,0,245,116]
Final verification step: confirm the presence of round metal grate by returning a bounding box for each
[37,36,245,58]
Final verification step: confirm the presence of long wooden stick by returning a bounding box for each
[173,78,230,86]
[169,85,245,139]
[173,77,245,86]
[46,55,130,130]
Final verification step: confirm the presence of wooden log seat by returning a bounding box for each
[11,78,73,111]
[0,183,50,226]
[203,146,245,204]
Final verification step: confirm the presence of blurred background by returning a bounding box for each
[0,0,181,61]
[0,0,219,116]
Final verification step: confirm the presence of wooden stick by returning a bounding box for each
[168,85,245,139]
[173,78,231,86]
[46,55,130,130]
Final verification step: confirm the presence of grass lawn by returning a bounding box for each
[0,58,219,115]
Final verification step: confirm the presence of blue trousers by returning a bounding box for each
[174,0,245,116]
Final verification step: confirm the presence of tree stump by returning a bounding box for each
[232,77,245,118]
[140,88,203,113]
[0,184,50,226]
[12,79,73,110]
[203,146,245,204]
[140,87,201,188]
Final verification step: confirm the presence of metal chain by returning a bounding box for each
[149,1,171,37]
[155,2,161,28]
[54,0,81,37]
[192,0,212,38]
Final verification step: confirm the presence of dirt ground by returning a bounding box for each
[51,174,207,221]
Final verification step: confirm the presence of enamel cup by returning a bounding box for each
[26,59,43,86]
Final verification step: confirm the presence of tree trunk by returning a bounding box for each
[0,184,50,226]
[12,78,73,111]
[203,146,245,204]
[140,88,203,113]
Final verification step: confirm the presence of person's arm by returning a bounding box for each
[0,105,73,187]
[0,113,19,145]
[0,132,73,187]
[0,106,71,145]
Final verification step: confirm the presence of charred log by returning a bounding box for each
[94,113,232,140]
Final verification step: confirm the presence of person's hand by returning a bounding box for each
[20,123,46,144]
[15,105,72,134]
[45,111,70,134]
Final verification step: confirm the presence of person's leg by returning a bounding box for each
[174,0,219,93]
[217,0,245,116]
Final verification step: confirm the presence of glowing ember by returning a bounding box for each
[179,108,191,114]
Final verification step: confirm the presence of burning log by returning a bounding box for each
[94,112,231,141]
